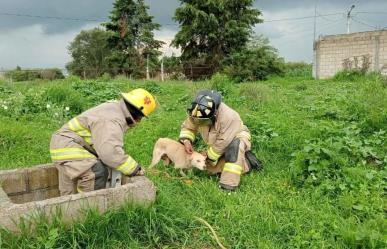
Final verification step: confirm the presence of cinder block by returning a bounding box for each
[0,166,156,233]
[9,188,60,204]
[43,194,108,224]
[0,188,10,206]
[27,166,58,191]
[0,170,27,194]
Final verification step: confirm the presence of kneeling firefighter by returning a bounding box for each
[179,90,262,190]
[50,89,156,196]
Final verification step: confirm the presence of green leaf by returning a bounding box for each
[352,205,364,211]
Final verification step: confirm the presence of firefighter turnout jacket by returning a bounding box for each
[179,102,251,188]
[50,99,140,180]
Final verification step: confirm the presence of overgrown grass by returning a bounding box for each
[0,74,385,248]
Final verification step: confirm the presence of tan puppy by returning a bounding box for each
[150,138,206,175]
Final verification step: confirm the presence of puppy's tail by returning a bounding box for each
[149,147,162,168]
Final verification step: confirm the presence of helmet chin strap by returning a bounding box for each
[124,100,144,124]
[210,108,219,124]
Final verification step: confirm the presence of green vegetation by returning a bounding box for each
[67,0,163,78]
[65,0,287,81]
[222,36,285,82]
[284,62,312,78]
[103,0,162,78]
[0,74,386,248]
[4,66,64,82]
[66,28,112,79]
[172,0,262,79]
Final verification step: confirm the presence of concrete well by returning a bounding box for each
[0,164,156,232]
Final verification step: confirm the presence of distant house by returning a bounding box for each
[313,30,387,79]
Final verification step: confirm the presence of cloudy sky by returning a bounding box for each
[0,0,386,70]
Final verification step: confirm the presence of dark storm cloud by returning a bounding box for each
[256,0,387,12]
[145,0,179,27]
[0,0,386,68]
[0,0,114,33]
[1,0,385,33]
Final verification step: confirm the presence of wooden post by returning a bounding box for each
[161,57,164,82]
[146,54,150,80]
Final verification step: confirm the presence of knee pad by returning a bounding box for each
[224,138,240,163]
[92,161,109,190]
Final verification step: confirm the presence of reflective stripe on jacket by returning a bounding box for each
[179,103,250,162]
[50,100,139,176]
[50,147,95,161]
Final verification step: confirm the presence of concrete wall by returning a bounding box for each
[0,164,156,232]
[314,30,387,79]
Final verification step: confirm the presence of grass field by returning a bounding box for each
[0,74,386,248]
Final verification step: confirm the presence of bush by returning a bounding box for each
[4,67,64,82]
[290,122,386,194]
[239,83,272,105]
[44,85,86,114]
[333,70,366,82]
[143,81,163,94]
[209,73,234,96]
[284,62,312,78]
[346,76,387,131]
[222,36,285,82]
[40,69,65,80]
[71,80,123,106]
[5,68,40,82]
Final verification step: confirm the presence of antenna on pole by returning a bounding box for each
[346,4,355,34]
[313,3,317,42]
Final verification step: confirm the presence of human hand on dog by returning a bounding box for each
[183,139,193,154]
[200,151,207,158]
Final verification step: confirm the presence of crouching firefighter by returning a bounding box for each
[179,90,262,191]
[50,89,156,196]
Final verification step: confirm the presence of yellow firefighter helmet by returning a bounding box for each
[121,88,156,117]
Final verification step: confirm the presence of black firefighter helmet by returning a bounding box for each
[187,90,222,125]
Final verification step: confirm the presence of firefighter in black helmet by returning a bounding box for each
[179,90,262,190]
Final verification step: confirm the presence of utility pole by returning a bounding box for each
[347,5,355,34]
[146,54,150,80]
[312,1,318,79]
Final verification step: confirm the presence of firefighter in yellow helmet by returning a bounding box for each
[50,88,156,196]
[179,90,262,191]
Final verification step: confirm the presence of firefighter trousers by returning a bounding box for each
[56,160,109,196]
[206,136,251,189]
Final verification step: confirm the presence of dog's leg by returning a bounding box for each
[162,155,171,166]
[179,169,187,178]
[149,148,163,168]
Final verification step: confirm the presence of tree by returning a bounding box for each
[172,0,262,78]
[66,28,111,78]
[222,35,285,82]
[162,54,185,80]
[104,0,164,78]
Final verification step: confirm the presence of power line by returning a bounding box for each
[316,11,344,22]
[351,17,378,29]
[0,11,346,24]
[354,11,387,15]
[0,12,107,22]
[264,12,344,23]
[274,19,344,48]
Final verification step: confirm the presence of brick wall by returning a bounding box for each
[314,30,387,79]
